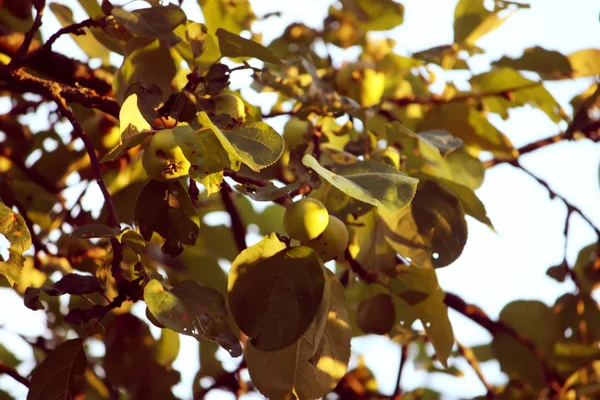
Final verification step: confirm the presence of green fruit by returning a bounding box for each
[304,215,349,262]
[283,198,329,241]
[213,93,246,122]
[336,64,385,107]
[283,117,311,148]
[142,129,190,182]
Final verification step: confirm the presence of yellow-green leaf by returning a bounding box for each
[0,203,32,285]
[216,28,282,64]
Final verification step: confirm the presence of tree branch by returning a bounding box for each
[386,81,542,107]
[0,361,30,388]
[393,344,408,399]
[456,341,496,399]
[444,292,563,391]
[10,0,46,64]
[24,18,107,62]
[220,182,247,252]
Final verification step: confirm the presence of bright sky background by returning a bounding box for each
[1,0,599,399]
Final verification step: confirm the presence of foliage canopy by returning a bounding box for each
[0,0,599,399]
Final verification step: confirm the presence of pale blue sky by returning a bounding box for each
[1,0,599,399]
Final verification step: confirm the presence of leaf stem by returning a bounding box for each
[0,361,30,388]
[220,182,247,252]
[456,341,496,399]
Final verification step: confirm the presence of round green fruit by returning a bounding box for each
[283,117,311,148]
[283,198,329,241]
[304,215,349,262]
[142,129,190,182]
[213,93,246,122]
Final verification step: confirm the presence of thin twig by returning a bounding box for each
[393,344,408,399]
[444,292,564,392]
[0,361,30,388]
[386,81,542,107]
[516,162,600,238]
[456,341,496,399]
[24,18,107,61]
[220,182,247,252]
[10,0,46,64]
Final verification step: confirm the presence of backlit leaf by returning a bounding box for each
[216,28,282,64]
[198,0,255,34]
[341,0,404,32]
[492,46,573,79]
[228,234,327,351]
[303,155,418,220]
[0,203,32,285]
[568,49,600,78]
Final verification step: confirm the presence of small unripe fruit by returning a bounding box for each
[304,215,349,262]
[283,118,311,148]
[142,129,190,182]
[283,198,329,241]
[213,93,246,122]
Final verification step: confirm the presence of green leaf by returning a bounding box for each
[228,234,327,351]
[113,40,177,104]
[27,339,87,400]
[235,181,301,202]
[453,0,516,45]
[194,113,285,172]
[568,49,600,78]
[49,3,110,64]
[342,0,404,31]
[470,68,564,123]
[384,180,468,268]
[492,46,573,79]
[555,293,600,343]
[0,203,32,285]
[573,243,600,294]
[390,266,454,367]
[198,0,255,34]
[347,209,397,275]
[70,224,120,239]
[112,4,186,46]
[418,102,517,158]
[216,28,282,64]
[492,300,559,389]
[134,179,200,257]
[144,279,242,357]
[424,175,493,229]
[245,272,351,399]
[357,293,396,335]
[303,155,418,220]
[418,130,463,156]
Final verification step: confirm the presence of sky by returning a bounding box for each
[1,0,600,399]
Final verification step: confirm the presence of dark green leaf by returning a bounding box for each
[135,179,199,257]
[24,287,44,311]
[216,28,282,64]
[492,301,559,389]
[112,4,186,46]
[27,339,87,400]
[0,344,22,368]
[44,273,104,296]
[144,279,242,357]
[492,46,573,79]
[228,234,327,351]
